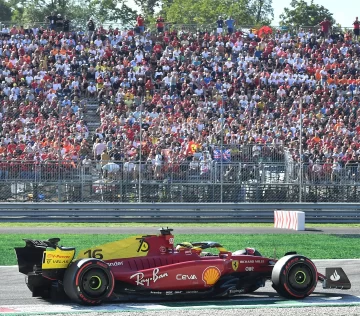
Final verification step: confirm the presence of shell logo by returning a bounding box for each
[202,266,221,287]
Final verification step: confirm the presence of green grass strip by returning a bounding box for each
[1,222,360,228]
[3,233,360,266]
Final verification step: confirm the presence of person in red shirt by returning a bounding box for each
[10,26,18,35]
[136,14,145,33]
[353,17,360,40]
[330,44,339,56]
[156,16,165,33]
[317,18,331,38]
[153,42,163,58]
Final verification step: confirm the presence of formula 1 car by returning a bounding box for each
[15,228,351,305]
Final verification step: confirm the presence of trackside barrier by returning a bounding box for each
[0,203,359,223]
[274,210,305,231]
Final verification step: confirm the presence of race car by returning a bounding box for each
[14,228,351,305]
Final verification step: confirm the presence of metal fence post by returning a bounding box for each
[299,99,303,203]
[58,179,62,202]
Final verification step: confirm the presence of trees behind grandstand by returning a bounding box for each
[0,0,12,21]
[161,0,274,26]
[4,0,137,27]
[2,0,337,30]
[279,0,336,28]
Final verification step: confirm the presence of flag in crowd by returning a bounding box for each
[213,149,231,162]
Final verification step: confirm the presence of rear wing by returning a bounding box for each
[23,238,60,248]
[14,238,61,275]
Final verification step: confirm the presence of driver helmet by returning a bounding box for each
[176,242,193,251]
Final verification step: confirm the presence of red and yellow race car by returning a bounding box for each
[15,228,351,305]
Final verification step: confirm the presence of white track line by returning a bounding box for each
[1,296,360,314]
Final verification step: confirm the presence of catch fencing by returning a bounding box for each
[1,159,360,203]
[0,202,359,223]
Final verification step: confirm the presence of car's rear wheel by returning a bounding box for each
[272,255,317,299]
[63,259,114,305]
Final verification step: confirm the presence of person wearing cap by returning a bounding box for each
[216,16,224,35]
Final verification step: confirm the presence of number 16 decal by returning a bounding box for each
[83,249,103,259]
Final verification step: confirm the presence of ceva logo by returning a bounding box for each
[330,270,341,282]
[176,274,197,280]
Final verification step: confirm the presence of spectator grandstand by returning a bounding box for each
[0,19,359,202]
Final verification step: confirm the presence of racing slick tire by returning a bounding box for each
[63,259,114,305]
[271,255,317,299]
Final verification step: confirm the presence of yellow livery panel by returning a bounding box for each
[42,248,75,269]
[76,235,150,261]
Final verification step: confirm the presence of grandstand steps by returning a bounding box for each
[84,101,100,135]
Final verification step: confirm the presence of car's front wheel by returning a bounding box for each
[63,259,114,305]
[272,255,317,299]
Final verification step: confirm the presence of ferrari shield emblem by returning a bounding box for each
[232,260,239,271]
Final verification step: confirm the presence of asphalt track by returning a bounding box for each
[1,226,360,315]
[0,260,360,315]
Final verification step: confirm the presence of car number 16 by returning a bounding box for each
[83,249,103,259]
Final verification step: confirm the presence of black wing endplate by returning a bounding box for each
[15,238,61,275]
[323,267,351,290]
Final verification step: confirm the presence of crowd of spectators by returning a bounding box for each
[0,19,91,176]
[1,16,360,182]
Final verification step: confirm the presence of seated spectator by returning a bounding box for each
[87,82,97,98]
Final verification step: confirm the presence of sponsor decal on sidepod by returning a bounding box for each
[130,268,168,286]
[176,274,197,280]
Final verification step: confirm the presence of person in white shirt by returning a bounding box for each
[195,87,204,96]
[277,86,286,99]
[224,59,233,68]
[134,50,144,63]
[52,81,61,91]
[9,91,18,101]
[71,79,79,89]
[25,75,34,86]
[93,139,107,160]
[298,29,305,39]
[2,85,11,96]
[11,85,20,95]
[46,90,57,101]
[1,26,10,34]
[94,36,103,47]
[340,44,348,56]
[87,82,97,98]
[62,96,71,107]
